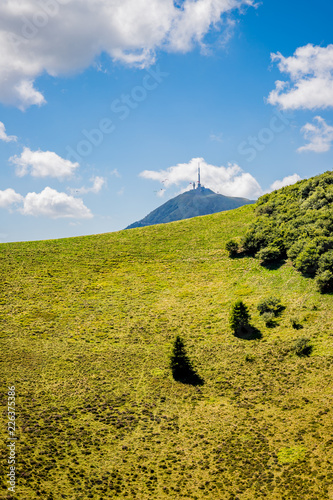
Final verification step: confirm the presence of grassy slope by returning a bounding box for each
[0,204,333,500]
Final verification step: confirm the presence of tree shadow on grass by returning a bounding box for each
[170,336,204,386]
[234,325,262,340]
[229,250,252,260]
[172,364,204,386]
[298,344,313,357]
[260,259,286,270]
[266,320,278,328]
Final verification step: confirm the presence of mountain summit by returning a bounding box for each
[126,186,255,229]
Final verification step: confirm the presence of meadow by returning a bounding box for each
[1,203,333,499]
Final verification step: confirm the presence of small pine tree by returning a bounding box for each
[229,300,251,334]
[170,336,192,380]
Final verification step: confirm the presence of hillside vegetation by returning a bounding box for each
[239,171,333,293]
[0,189,333,499]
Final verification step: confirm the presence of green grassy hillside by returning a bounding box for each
[1,204,333,500]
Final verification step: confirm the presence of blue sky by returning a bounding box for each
[0,0,333,242]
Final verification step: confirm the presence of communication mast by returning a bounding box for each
[197,163,201,189]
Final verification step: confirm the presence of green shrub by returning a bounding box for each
[318,250,333,273]
[229,300,251,335]
[315,270,333,293]
[241,230,260,255]
[241,222,278,255]
[292,337,312,357]
[315,237,333,254]
[256,204,274,215]
[295,243,320,275]
[262,311,275,327]
[256,245,282,266]
[287,240,307,262]
[257,297,284,316]
[225,240,239,257]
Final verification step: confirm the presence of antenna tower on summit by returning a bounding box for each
[197,163,201,189]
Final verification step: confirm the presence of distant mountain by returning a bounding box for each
[126,187,255,229]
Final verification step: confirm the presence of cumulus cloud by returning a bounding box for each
[267,44,333,110]
[269,174,301,192]
[0,188,23,208]
[21,187,93,219]
[140,157,262,199]
[0,185,92,218]
[298,116,333,153]
[0,121,17,142]
[10,147,79,179]
[69,176,106,195]
[0,0,254,109]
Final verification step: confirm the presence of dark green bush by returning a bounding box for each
[256,204,274,216]
[292,337,312,357]
[229,300,251,335]
[256,245,282,266]
[318,250,333,273]
[315,237,333,254]
[241,230,261,255]
[262,311,275,327]
[257,297,284,316]
[294,243,320,276]
[225,240,239,257]
[241,221,279,255]
[287,240,307,262]
[315,270,333,293]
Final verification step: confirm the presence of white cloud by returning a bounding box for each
[21,187,93,219]
[10,147,79,179]
[268,44,333,110]
[0,0,254,109]
[167,0,253,53]
[70,176,106,195]
[298,116,333,153]
[0,188,23,208]
[140,157,262,199]
[0,185,93,218]
[269,174,301,192]
[0,121,17,142]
